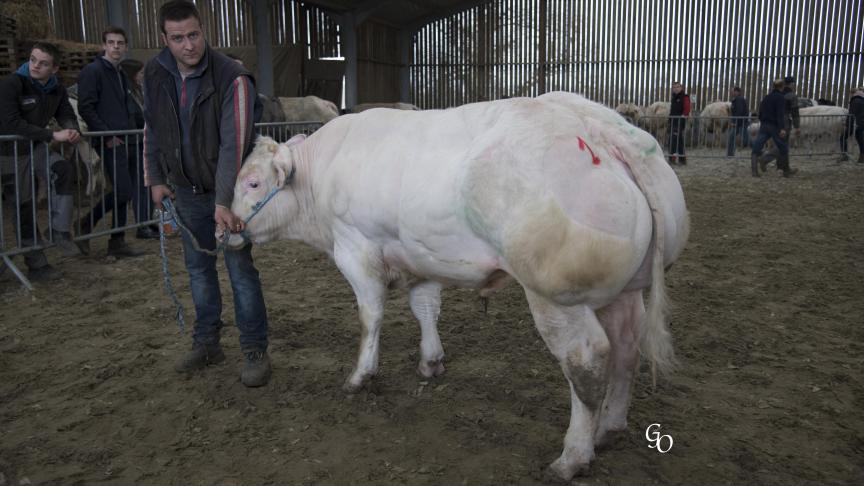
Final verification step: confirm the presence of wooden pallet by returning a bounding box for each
[0,15,15,38]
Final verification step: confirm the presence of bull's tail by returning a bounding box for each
[621,145,677,378]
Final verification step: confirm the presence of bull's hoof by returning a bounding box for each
[417,359,446,378]
[594,428,628,450]
[342,372,372,393]
[545,458,590,482]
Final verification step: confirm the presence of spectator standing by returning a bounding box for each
[76,26,143,257]
[143,0,272,387]
[668,81,691,165]
[726,86,750,156]
[752,79,797,177]
[119,58,158,239]
[0,41,82,280]
[841,87,864,164]
[782,75,801,142]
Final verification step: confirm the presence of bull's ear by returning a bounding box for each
[273,144,296,187]
[285,133,306,147]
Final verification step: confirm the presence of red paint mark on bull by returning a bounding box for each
[577,136,601,165]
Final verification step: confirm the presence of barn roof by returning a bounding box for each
[303,0,489,28]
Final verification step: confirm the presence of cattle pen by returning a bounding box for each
[2,0,864,485]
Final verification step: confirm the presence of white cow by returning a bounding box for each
[352,102,421,113]
[277,95,340,123]
[614,103,643,125]
[749,105,849,149]
[796,105,849,147]
[226,92,689,480]
[642,101,671,143]
[700,101,732,146]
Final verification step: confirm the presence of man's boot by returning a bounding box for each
[750,153,761,177]
[779,154,798,177]
[53,231,81,257]
[241,351,272,387]
[174,344,226,372]
[858,153,864,164]
[679,156,687,165]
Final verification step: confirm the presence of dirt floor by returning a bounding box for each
[1,152,863,485]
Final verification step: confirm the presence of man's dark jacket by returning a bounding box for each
[782,87,800,129]
[0,67,79,156]
[758,90,787,131]
[143,45,258,207]
[849,93,864,127]
[77,56,134,133]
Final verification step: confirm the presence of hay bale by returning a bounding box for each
[0,1,52,42]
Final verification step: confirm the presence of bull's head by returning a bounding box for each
[225,134,305,249]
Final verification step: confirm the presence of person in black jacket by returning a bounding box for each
[75,26,143,257]
[0,41,82,280]
[841,87,864,163]
[751,79,796,177]
[668,82,691,165]
[119,58,158,239]
[144,1,271,387]
[726,86,750,156]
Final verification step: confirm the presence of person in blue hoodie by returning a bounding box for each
[75,26,143,258]
[0,41,82,281]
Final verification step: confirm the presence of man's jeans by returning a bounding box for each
[86,143,131,237]
[174,186,269,353]
[726,121,751,156]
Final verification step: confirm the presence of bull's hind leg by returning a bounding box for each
[524,290,611,480]
[594,290,644,447]
[334,245,387,392]
[409,281,446,378]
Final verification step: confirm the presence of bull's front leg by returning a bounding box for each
[334,244,387,393]
[409,281,445,378]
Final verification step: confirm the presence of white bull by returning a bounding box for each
[227,92,689,480]
[352,102,421,113]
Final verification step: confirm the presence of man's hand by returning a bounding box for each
[150,184,174,210]
[106,136,124,148]
[215,205,244,235]
[794,128,801,138]
[53,128,81,144]
[780,129,787,139]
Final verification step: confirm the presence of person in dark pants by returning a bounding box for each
[752,79,796,177]
[0,41,82,280]
[76,26,143,257]
[726,86,750,156]
[668,81,691,165]
[840,87,864,163]
[143,1,271,387]
[119,58,159,239]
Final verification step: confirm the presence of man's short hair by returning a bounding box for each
[31,41,61,66]
[102,26,128,44]
[732,86,741,93]
[773,79,785,89]
[784,75,795,84]
[159,0,202,34]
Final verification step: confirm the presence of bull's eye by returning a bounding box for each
[248,181,259,189]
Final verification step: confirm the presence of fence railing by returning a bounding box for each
[634,114,855,158]
[1,122,322,290]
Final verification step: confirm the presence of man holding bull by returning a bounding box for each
[143,0,272,386]
[751,79,797,177]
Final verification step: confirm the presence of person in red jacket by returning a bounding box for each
[668,81,691,165]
